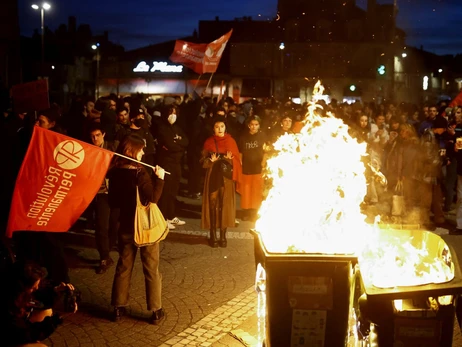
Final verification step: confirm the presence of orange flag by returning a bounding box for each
[6,127,114,237]
[170,30,233,74]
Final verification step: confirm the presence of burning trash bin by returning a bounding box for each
[357,228,462,347]
[251,81,462,346]
[252,229,363,347]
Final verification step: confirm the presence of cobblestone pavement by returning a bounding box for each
[45,233,256,347]
[40,196,462,346]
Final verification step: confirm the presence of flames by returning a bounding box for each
[256,81,369,254]
[255,81,453,287]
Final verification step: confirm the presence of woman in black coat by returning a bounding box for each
[108,134,166,324]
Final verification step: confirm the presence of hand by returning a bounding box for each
[224,151,234,160]
[54,282,75,293]
[376,129,383,137]
[210,153,219,162]
[155,165,165,180]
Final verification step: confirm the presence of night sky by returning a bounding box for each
[18,0,462,56]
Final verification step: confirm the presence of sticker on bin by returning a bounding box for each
[394,317,442,345]
[291,309,326,347]
[288,277,333,309]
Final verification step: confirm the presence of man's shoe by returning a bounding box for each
[149,308,165,325]
[96,258,114,274]
[168,217,186,226]
[112,307,126,322]
[167,222,176,230]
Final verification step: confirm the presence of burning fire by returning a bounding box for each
[256,80,369,254]
[255,81,454,287]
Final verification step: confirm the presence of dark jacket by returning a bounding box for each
[108,166,164,235]
[0,280,62,347]
[156,122,189,166]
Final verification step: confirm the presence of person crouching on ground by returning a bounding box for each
[0,261,78,347]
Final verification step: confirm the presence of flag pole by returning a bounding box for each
[193,74,203,92]
[113,152,171,175]
[205,73,214,96]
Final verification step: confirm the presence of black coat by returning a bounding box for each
[108,166,164,235]
[156,121,189,166]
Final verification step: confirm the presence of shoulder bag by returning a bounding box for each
[134,187,169,247]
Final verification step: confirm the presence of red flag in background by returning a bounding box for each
[202,30,233,73]
[449,90,462,108]
[6,127,114,238]
[170,40,207,74]
[170,30,233,74]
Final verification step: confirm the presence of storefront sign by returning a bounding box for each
[133,61,183,73]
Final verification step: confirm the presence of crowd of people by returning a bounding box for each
[1,90,462,343]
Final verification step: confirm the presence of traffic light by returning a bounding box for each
[377,65,386,75]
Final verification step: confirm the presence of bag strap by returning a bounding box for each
[394,180,403,194]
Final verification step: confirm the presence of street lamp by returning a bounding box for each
[92,43,100,99]
[31,2,51,75]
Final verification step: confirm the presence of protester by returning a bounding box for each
[88,124,116,274]
[108,134,166,324]
[201,118,242,247]
[156,105,189,229]
[0,261,78,347]
[238,115,267,222]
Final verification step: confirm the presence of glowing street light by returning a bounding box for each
[401,53,407,58]
[438,68,443,73]
[92,43,101,99]
[31,2,52,74]
[279,42,285,50]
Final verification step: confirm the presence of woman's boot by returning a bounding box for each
[219,228,227,248]
[209,207,218,248]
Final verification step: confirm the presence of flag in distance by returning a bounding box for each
[6,127,114,237]
[170,30,233,74]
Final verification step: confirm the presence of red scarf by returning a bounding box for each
[203,133,242,183]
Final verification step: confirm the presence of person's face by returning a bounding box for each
[109,100,116,110]
[216,111,226,117]
[35,115,55,129]
[117,111,129,124]
[123,102,130,111]
[391,122,400,130]
[400,127,410,139]
[281,117,292,131]
[375,115,385,127]
[90,130,105,146]
[248,120,260,134]
[136,148,144,161]
[455,108,462,124]
[359,116,368,128]
[85,101,95,113]
[27,279,41,294]
[222,103,229,111]
[214,121,226,137]
[429,107,438,119]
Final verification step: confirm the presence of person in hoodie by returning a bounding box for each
[157,105,189,229]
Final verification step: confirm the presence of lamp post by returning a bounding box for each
[31,2,51,76]
[92,43,100,99]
